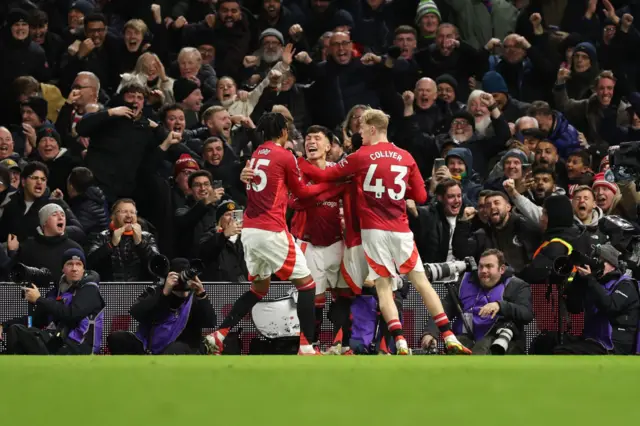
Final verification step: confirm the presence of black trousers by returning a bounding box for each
[530,332,609,355]
[107,331,201,355]
[6,324,91,355]
[457,334,525,355]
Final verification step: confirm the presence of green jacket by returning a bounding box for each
[445,0,518,49]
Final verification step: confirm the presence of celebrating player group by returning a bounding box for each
[204,110,472,356]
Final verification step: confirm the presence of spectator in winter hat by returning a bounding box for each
[567,42,599,100]
[415,0,441,45]
[436,74,464,113]
[482,71,530,123]
[173,78,203,128]
[174,154,200,198]
[592,172,619,214]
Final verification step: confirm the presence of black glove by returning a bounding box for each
[387,45,402,60]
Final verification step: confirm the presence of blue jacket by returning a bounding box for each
[549,111,580,159]
[445,147,482,207]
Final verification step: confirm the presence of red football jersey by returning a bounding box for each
[298,142,427,233]
[244,141,335,232]
[290,162,343,247]
[342,181,362,248]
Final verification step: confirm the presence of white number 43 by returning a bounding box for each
[363,164,407,200]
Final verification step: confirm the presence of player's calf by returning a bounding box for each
[292,276,319,354]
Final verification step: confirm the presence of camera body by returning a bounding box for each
[173,263,204,291]
[148,254,204,291]
[425,256,478,282]
[553,245,605,277]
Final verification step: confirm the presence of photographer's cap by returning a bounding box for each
[598,244,620,267]
[62,248,86,267]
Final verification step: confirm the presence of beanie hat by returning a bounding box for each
[482,71,509,94]
[330,9,355,30]
[573,42,597,63]
[22,96,48,123]
[416,0,441,25]
[259,28,284,46]
[216,199,239,223]
[599,156,610,172]
[173,78,199,103]
[501,149,529,167]
[36,125,61,147]
[39,203,64,228]
[8,8,29,26]
[598,243,620,267]
[436,73,458,90]
[70,1,94,16]
[451,110,475,131]
[592,172,618,194]
[174,154,200,177]
[544,195,574,229]
[61,247,86,267]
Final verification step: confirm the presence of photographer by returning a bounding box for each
[1,248,105,355]
[554,244,640,355]
[422,249,533,354]
[107,258,216,355]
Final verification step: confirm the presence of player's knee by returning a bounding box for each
[250,280,270,298]
[293,275,316,291]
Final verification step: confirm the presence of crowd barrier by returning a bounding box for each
[0,281,583,354]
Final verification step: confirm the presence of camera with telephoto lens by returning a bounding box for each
[425,256,478,281]
[553,246,605,277]
[10,263,52,286]
[148,254,204,291]
[490,321,516,355]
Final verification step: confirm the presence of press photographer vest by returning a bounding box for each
[46,283,105,354]
[583,275,640,353]
[452,273,510,341]
[135,293,193,354]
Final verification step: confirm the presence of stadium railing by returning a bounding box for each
[0,282,583,354]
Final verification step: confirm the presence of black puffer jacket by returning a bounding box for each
[409,201,463,263]
[12,232,83,282]
[86,227,161,282]
[0,191,85,244]
[197,229,248,282]
[68,186,109,242]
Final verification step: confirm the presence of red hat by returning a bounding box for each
[174,154,199,177]
[592,172,618,194]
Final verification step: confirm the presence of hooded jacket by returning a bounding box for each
[445,147,482,207]
[549,111,581,159]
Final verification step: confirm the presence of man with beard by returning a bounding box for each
[9,203,83,281]
[504,168,564,225]
[242,29,286,87]
[421,249,533,354]
[201,136,247,206]
[453,191,540,273]
[258,0,299,36]
[409,179,462,264]
[534,139,568,189]
[527,101,580,160]
[198,106,256,160]
[571,185,607,245]
[86,198,161,282]
[174,170,225,258]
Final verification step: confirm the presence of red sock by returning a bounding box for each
[218,328,230,337]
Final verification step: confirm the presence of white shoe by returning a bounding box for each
[204,331,225,355]
[396,338,412,355]
[323,344,342,355]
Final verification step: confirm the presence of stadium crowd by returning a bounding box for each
[0,0,639,356]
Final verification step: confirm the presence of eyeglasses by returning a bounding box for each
[451,120,470,127]
[192,182,212,189]
[28,175,47,182]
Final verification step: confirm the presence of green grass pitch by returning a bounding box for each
[0,356,636,425]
